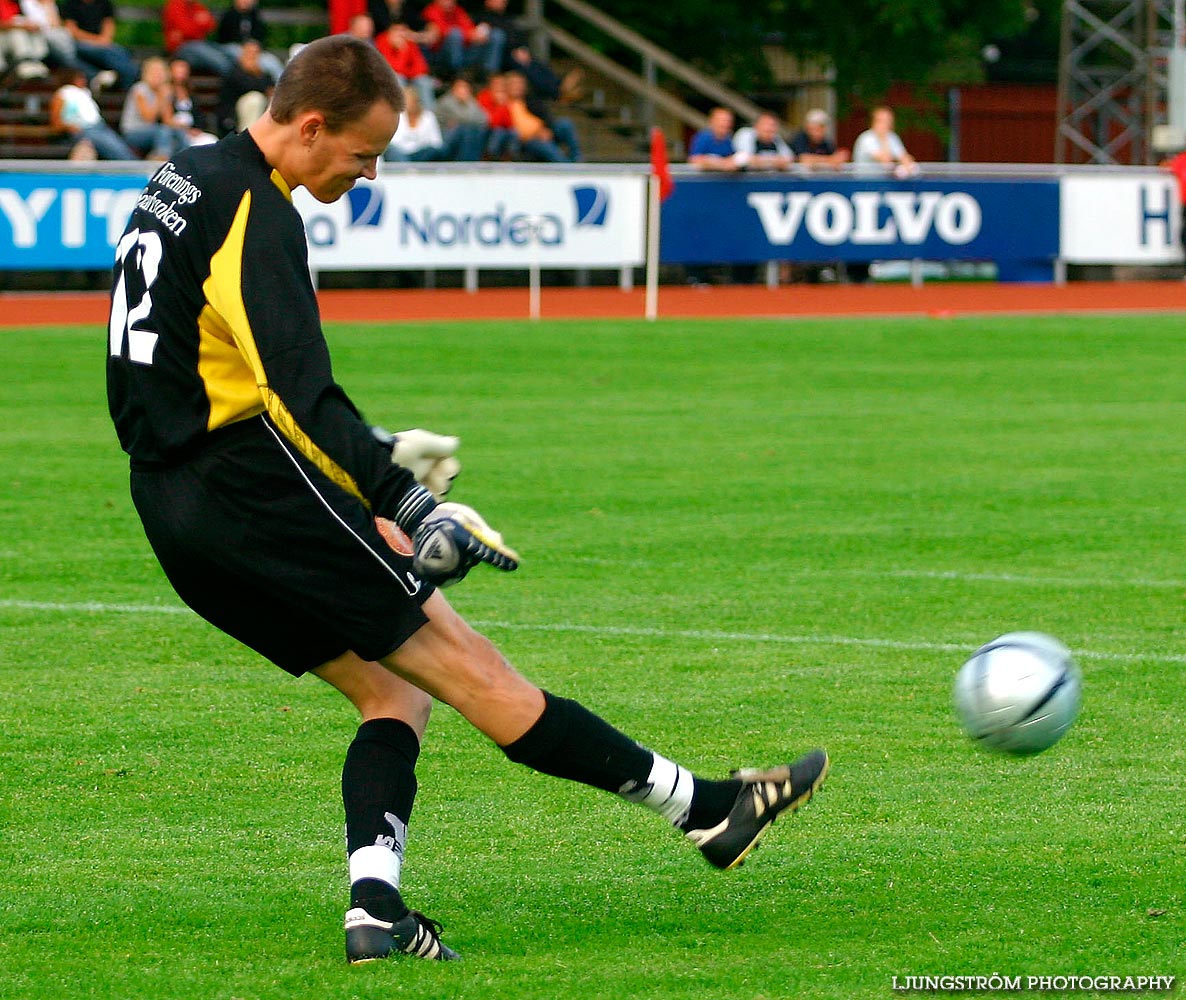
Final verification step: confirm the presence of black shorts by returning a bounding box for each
[129,415,434,676]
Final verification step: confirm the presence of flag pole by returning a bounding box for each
[645,126,672,322]
[528,216,542,320]
[644,172,660,321]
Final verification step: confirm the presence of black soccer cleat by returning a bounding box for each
[345,906,461,963]
[685,748,829,870]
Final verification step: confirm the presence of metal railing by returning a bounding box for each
[522,0,766,134]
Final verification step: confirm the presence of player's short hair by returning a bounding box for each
[270,35,405,132]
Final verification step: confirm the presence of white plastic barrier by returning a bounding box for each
[293,165,648,273]
[1059,173,1181,264]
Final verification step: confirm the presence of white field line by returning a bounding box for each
[1,598,1182,665]
[853,568,1186,590]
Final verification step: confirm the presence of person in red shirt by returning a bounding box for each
[162,0,233,75]
[327,0,366,35]
[477,70,515,158]
[375,21,434,111]
[420,0,490,76]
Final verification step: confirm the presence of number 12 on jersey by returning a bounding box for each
[109,228,163,366]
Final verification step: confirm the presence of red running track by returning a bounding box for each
[5,280,1186,326]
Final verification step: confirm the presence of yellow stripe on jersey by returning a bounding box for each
[269,168,293,201]
[197,302,265,430]
[201,190,368,505]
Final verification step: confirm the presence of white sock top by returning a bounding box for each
[618,752,694,826]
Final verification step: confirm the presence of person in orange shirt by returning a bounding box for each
[505,68,578,161]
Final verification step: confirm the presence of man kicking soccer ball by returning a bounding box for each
[106,34,828,963]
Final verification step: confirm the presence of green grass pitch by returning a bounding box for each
[1,312,1183,999]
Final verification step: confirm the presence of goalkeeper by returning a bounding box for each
[106,35,828,965]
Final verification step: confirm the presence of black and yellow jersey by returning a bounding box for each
[106,130,420,520]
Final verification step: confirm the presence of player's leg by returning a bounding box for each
[381,591,828,869]
[313,653,458,961]
[129,429,460,962]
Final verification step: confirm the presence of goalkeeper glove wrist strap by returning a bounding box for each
[392,483,437,534]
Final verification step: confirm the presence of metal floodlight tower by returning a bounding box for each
[1056,0,1184,164]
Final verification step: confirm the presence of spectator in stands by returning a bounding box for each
[216,37,269,134]
[789,108,849,169]
[688,107,739,171]
[477,70,516,158]
[120,55,189,159]
[384,87,446,161]
[163,0,233,78]
[368,0,429,42]
[59,0,138,89]
[216,0,283,82]
[733,111,792,171]
[49,65,135,157]
[505,68,579,162]
[327,0,364,36]
[18,0,83,77]
[475,0,581,100]
[852,105,917,177]
[1,0,50,78]
[848,105,917,283]
[67,134,95,157]
[434,73,489,161]
[345,12,373,40]
[375,20,434,111]
[168,56,217,143]
[509,43,581,104]
[472,0,514,76]
[421,0,491,77]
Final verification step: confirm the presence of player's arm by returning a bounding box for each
[204,187,513,576]
[371,426,460,501]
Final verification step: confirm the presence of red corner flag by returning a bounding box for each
[650,127,674,201]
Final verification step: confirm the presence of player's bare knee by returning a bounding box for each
[387,614,537,712]
[433,627,522,699]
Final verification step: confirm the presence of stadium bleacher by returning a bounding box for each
[0,2,325,160]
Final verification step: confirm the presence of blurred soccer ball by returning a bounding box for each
[953,631,1081,755]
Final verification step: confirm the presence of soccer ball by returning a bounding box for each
[953,631,1081,755]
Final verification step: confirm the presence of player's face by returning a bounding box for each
[302,100,399,203]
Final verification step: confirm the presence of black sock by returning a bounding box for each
[500,691,742,830]
[500,691,653,792]
[343,717,420,922]
[682,776,743,831]
[350,878,408,923]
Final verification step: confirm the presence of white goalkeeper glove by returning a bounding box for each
[412,502,520,587]
[372,426,461,501]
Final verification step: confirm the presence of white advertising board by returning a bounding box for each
[1060,174,1183,264]
[294,169,648,270]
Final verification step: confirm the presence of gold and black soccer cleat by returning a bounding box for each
[345,906,461,963]
[684,748,829,870]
